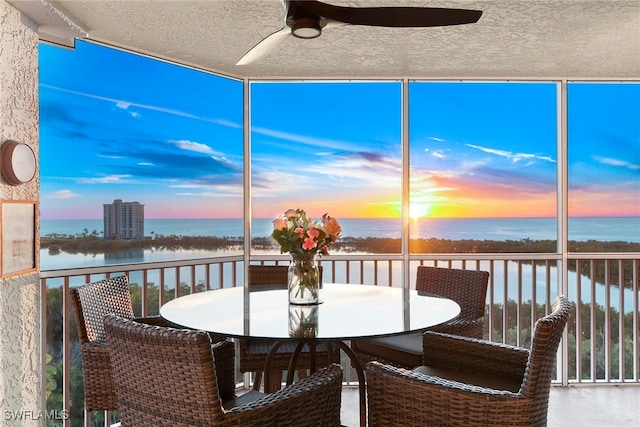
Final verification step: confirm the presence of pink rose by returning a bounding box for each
[302,237,317,250]
[307,227,320,239]
[294,227,305,238]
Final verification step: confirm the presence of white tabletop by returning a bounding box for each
[160,283,460,341]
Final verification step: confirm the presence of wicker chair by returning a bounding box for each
[351,266,489,369]
[70,275,234,411]
[365,295,572,427]
[104,314,343,427]
[239,264,338,391]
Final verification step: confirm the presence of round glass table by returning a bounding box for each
[160,283,460,427]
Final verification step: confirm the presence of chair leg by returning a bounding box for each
[269,370,283,392]
[297,368,308,380]
[252,371,263,391]
[253,369,309,392]
[252,370,283,392]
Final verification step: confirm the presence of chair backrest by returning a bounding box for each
[248,264,289,288]
[248,264,324,289]
[416,266,489,319]
[104,314,226,426]
[70,275,134,344]
[522,295,571,405]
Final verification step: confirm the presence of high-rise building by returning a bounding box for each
[103,199,144,240]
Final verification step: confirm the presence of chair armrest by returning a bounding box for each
[224,364,343,426]
[365,361,519,427]
[423,331,529,380]
[211,340,236,401]
[139,315,227,343]
[429,316,484,339]
[135,315,179,327]
[79,340,111,370]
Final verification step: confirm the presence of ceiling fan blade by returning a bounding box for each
[237,27,291,65]
[297,1,482,27]
[237,0,291,65]
[324,18,347,30]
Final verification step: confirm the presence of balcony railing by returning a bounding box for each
[40,252,639,426]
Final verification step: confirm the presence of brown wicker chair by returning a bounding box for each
[70,275,234,411]
[365,295,572,427]
[104,314,343,427]
[351,266,489,369]
[239,264,338,391]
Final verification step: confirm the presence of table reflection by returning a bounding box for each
[288,305,319,338]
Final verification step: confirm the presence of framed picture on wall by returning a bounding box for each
[1,200,37,277]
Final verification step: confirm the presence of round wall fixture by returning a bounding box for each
[1,140,37,185]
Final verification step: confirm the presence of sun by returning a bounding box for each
[409,202,431,220]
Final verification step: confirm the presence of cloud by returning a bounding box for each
[98,154,125,159]
[593,155,640,170]
[113,99,141,118]
[174,191,240,199]
[466,143,556,164]
[317,151,399,171]
[252,126,362,152]
[52,189,80,199]
[89,135,242,183]
[167,140,235,165]
[40,84,241,128]
[77,174,133,184]
[425,148,448,159]
[168,179,244,198]
[310,151,400,178]
[472,165,556,192]
[251,170,314,192]
[169,139,218,155]
[117,148,240,179]
[169,140,226,160]
[175,187,242,200]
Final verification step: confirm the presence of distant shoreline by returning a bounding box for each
[40,234,640,255]
[40,217,640,244]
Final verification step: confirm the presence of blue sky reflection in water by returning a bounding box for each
[39,41,639,224]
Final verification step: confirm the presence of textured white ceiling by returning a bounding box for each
[14,0,640,79]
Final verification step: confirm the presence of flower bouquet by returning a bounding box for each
[272,208,341,304]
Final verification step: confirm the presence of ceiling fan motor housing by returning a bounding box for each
[291,17,322,38]
[287,1,327,39]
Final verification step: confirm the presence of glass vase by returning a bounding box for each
[288,253,320,305]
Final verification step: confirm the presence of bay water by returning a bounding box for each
[40,217,639,270]
[41,217,639,242]
[40,217,639,312]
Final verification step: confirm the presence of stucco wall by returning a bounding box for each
[1,1,43,425]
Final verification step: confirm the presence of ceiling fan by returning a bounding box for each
[236,0,483,65]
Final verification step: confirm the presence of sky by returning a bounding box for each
[39,41,639,220]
